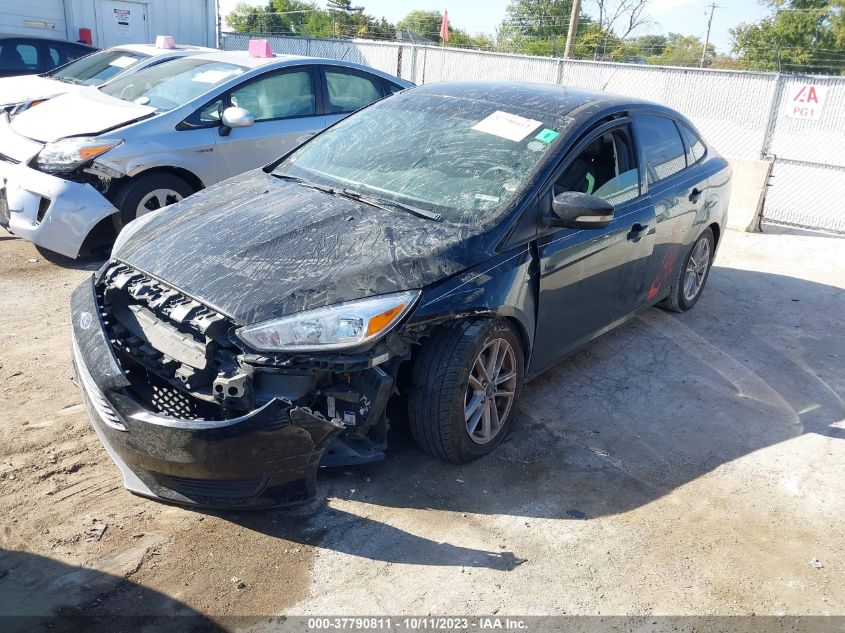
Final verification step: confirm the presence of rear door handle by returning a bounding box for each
[627,223,649,241]
[689,188,703,203]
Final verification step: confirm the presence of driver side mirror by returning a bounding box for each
[219,106,254,137]
[548,191,614,229]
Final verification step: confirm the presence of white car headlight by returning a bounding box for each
[237,291,420,353]
[35,137,122,173]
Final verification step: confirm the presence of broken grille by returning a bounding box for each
[98,262,248,419]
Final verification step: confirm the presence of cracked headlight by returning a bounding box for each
[237,291,420,353]
[34,137,122,174]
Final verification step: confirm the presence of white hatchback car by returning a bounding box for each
[0,40,214,119]
[0,49,412,257]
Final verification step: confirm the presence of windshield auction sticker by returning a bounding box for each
[472,111,542,142]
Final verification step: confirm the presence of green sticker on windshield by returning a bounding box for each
[535,128,559,144]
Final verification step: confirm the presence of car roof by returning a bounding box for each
[0,33,96,49]
[188,49,312,69]
[410,81,672,121]
[183,50,411,85]
[113,43,216,57]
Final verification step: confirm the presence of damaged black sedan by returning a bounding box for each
[70,81,731,508]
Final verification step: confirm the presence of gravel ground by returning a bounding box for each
[0,227,843,630]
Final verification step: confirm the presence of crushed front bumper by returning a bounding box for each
[70,277,345,508]
[0,159,117,258]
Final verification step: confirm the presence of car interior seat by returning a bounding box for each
[556,135,617,196]
[246,72,314,120]
[0,46,27,72]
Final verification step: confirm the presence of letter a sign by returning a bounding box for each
[784,83,827,120]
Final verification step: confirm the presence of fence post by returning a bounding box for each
[556,58,565,85]
[409,45,417,84]
[760,73,786,159]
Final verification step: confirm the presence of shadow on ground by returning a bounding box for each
[217,265,845,569]
[0,549,222,632]
[34,245,106,272]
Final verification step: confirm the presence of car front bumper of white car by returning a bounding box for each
[0,157,117,258]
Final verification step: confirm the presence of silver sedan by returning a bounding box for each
[0,49,412,258]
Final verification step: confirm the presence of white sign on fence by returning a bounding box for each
[784,84,828,120]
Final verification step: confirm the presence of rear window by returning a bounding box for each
[679,123,706,165]
[324,68,383,113]
[636,115,687,184]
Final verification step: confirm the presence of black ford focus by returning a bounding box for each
[70,81,731,508]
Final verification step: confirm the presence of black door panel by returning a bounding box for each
[532,198,655,373]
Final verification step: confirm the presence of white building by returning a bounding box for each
[1,0,219,48]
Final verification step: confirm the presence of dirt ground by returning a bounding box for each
[0,226,843,629]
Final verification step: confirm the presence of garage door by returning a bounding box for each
[101,0,148,47]
[0,0,67,38]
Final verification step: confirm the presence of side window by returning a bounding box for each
[199,98,224,124]
[48,45,61,67]
[0,41,39,73]
[555,126,641,206]
[17,43,38,67]
[324,68,383,114]
[178,96,225,129]
[636,115,687,184]
[231,69,316,122]
[678,123,706,165]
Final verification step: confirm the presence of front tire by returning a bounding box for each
[408,319,524,464]
[111,173,194,232]
[660,227,715,312]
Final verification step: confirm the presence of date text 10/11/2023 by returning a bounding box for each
[307,617,529,630]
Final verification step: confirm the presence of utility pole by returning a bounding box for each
[215,0,221,49]
[563,0,582,59]
[700,2,719,68]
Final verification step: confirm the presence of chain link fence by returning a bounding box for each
[222,32,845,234]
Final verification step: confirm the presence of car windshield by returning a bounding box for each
[46,49,148,86]
[274,92,571,225]
[99,58,246,111]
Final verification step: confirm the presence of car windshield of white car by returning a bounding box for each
[46,49,148,86]
[100,58,246,111]
[275,92,572,225]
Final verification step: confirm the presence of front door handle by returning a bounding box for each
[689,188,703,203]
[627,223,649,241]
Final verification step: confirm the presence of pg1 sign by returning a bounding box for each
[784,83,828,121]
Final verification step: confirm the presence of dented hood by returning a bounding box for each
[0,74,74,106]
[10,85,155,143]
[114,170,489,325]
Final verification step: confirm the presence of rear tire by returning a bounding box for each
[408,319,523,464]
[659,227,715,313]
[111,173,194,233]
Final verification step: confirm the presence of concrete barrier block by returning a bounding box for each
[726,158,774,233]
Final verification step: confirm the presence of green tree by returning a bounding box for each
[730,0,845,74]
[628,34,668,57]
[497,0,581,56]
[396,10,443,42]
[648,33,714,67]
[395,10,489,47]
[227,0,318,36]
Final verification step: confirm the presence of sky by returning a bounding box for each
[218,0,773,52]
